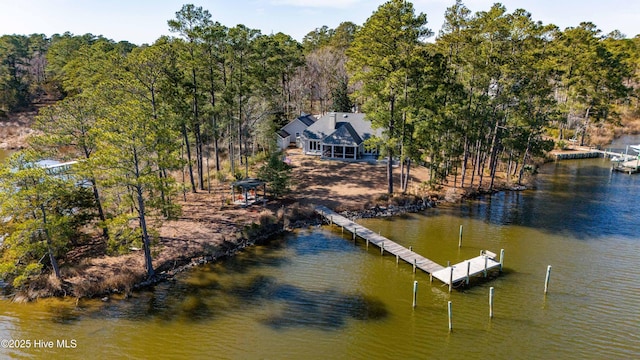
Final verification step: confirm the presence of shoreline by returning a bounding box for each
[2,185,510,303]
[0,132,613,303]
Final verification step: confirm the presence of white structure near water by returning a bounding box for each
[276,112,382,161]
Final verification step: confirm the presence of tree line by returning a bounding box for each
[1,1,639,287]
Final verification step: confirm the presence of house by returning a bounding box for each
[301,112,381,160]
[276,114,317,150]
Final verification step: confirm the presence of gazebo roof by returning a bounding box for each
[232,178,266,189]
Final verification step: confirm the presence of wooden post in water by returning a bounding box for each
[412,281,418,308]
[458,225,463,248]
[330,216,333,225]
[484,255,488,277]
[353,228,357,240]
[489,287,495,318]
[544,265,552,294]
[413,259,417,273]
[448,301,453,332]
[381,242,384,256]
[341,226,344,234]
[396,254,399,264]
[449,266,454,292]
[409,246,412,252]
[500,249,505,271]
[466,261,471,285]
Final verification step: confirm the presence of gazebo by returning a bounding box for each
[231,178,266,206]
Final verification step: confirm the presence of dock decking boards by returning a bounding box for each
[315,206,503,287]
[431,253,502,285]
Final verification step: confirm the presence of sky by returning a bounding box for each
[1,0,639,45]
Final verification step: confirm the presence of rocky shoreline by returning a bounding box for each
[129,223,286,297]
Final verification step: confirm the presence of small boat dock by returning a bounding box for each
[612,157,640,174]
[553,145,640,174]
[315,206,503,290]
[431,251,502,288]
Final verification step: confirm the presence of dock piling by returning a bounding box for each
[381,241,384,256]
[458,225,463,248]
[412,281,418,308]
[448,301,453,332]
[484,255,488,277]
[449,267,454,292]
[466,261,471,285]
[544,265,552,294]
[500,249,505,271]
[489,287,494,318]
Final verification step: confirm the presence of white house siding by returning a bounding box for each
[282,120,308,148]
[277,134,290,151]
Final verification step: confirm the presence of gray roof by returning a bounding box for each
[276,129,290,138]
[298,114,316,126]
[232,178,265,189]
[303,112,381,146]
[323,123,363,145]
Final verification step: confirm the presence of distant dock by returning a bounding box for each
[315,206,503,290]
[553,146,640,174]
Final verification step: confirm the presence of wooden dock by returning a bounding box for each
[315,206,503,288]
[431,251,502,287]
[612,158,640,174]
[552,146,640,174]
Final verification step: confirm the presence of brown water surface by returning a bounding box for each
[1,155,639,359]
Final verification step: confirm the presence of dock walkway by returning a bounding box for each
[431,251,502,286]
[315,206,503,288]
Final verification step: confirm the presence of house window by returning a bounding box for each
[363,146,378,155]
[345,146,355,157]
[309,140,320,151]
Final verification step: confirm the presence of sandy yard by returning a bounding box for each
[286,148,433,210]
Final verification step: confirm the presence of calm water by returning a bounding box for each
[1,149,639,359]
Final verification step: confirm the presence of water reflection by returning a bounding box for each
[451,159,639,239]
[78,272,389,331]
[292,230,358,256]
[54,235,389,330]
[2,145,640,359]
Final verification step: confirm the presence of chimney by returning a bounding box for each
[329,112,337,129]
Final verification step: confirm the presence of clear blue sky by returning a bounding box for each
[1,0,639,45]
